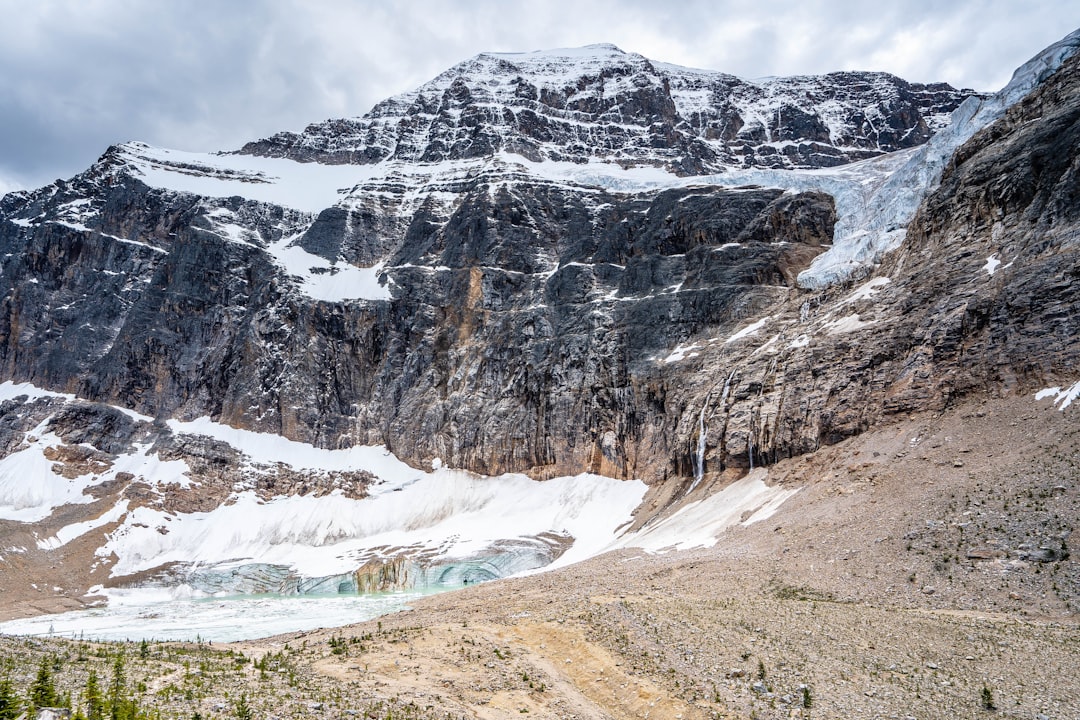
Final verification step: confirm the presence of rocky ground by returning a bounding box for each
[1,391,1077,719]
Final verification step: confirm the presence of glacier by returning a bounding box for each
[797,26,1080,288]
[0,377,803,640]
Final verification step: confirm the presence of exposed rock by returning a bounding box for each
[239,45,973,174]
[0,42,1073,512]
[0,171,838,479]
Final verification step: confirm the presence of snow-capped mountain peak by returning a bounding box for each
[239,43,976,175]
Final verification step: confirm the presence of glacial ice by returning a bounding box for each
[0,587,444,642]
[797,27,1080,288]
[0,377,809,641]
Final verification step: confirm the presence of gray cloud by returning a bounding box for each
[1,0,1077,191]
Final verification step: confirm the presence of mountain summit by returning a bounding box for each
[0,33,1078,632]
[240,43,973,174]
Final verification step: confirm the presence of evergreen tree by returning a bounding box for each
[0,676,22,720]
[233,693,253,720]
[29,656,58,710]
[85,668,106,720]
[107,653,138,720]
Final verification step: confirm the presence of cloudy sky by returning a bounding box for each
[1,0,1077,194]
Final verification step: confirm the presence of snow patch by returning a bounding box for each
[825,314,873,334]
[0,381,153,423]
[1037,381,1080,410]
[662,343,702,364]
[0,433,190,523]
[167,416,418,478]
[0,384,188,522]
[619,469,798,552]
[201,207,391,302]
[725,316,771,344]
[984,255,1002,276]
[842,276,891,304]
[0,381,76,405]
[268,237,391,302]
[0,431,102,522]
[112,143,371,213]
[36,500,130,550]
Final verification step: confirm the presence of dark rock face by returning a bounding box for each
[882,50,1080,398]
[653,52,1080,478]
[239,45,974,174]
[0,45,1074,488]
[0,166,835,479]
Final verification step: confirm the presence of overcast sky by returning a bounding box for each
[1,0,1077,194]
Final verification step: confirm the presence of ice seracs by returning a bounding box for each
[797,27,1080,288]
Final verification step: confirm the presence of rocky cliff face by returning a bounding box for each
[1,40,1075,489]
[665,48,1080,482]
[240,44,972,174]
[0,163,836,480]
[0,38,1076,518]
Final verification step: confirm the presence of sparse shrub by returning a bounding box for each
[981,684,996,711]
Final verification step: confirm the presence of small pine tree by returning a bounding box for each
[108,654,126,720]
[107,654,139,720]
[29,656,58,710]
[981,684,996,711]
[233,693,253,720]
[801,685,813,709]
[86,668,106,720]
[0,676,22,720]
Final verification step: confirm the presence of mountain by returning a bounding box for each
[0,32,1078,616]
[240,43,969,173]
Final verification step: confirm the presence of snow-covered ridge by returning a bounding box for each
[68,32,1052,302]
[14,39,1000,301]
[14,36,1061,322]
[240,42,970,175]
[93,140,908,289]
